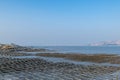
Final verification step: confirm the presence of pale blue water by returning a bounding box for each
[35,46,120,54]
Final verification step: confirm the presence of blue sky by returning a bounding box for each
[0,0,120,46]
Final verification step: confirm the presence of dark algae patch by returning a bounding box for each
[36,53,120,64]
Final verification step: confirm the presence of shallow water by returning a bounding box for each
[19,51,56,54]
[35,46,120,54]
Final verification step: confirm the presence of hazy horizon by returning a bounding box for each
[0,0,120,46]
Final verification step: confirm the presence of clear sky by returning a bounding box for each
[0,0,120,46]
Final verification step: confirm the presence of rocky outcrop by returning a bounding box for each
[0,43,48,52]
[0,43,23,52]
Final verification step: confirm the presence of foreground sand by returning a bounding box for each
[0,57,120,80]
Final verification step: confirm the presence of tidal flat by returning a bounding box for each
[0,44,120,80]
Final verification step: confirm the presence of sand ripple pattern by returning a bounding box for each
[0,58,119,80]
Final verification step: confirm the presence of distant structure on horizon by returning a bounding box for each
[89,40,120,46]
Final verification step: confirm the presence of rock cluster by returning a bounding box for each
[0,43,47,53]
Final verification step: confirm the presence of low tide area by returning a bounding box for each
[0,44,120,80]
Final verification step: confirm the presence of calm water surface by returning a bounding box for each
[35,46,120,54]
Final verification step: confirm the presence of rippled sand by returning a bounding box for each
[0,57,119,80]
[0,68,120,80]
[0,51,120,80]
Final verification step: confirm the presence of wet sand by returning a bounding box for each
[0,46,120,80]
[36,53,120,64]
[0,57,120,80]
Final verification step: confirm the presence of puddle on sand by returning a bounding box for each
[18,51,56,55]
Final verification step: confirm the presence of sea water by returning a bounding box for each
[35,46,120,54]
